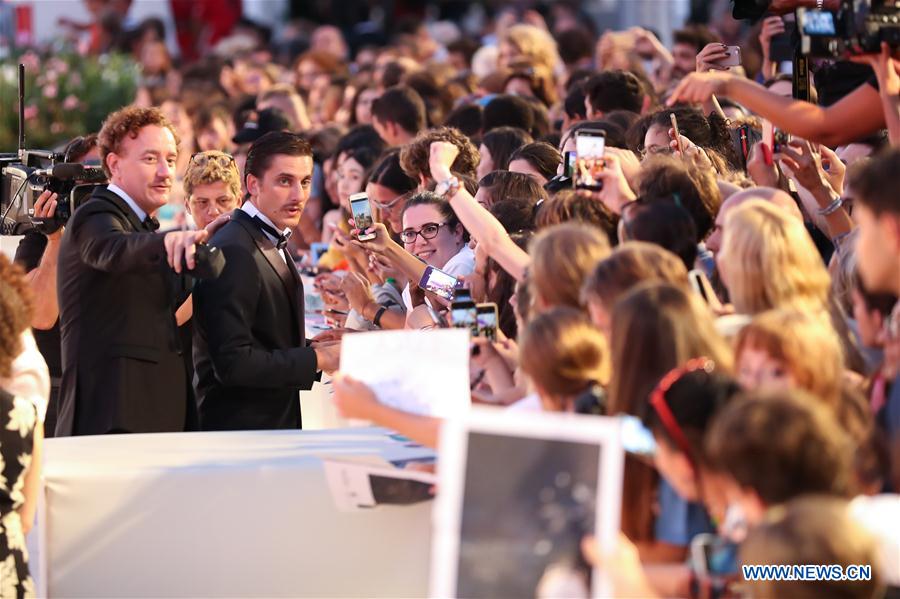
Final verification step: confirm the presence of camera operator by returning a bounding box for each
[55,106,220,437]
[670,1,893,146]
[12,134,98,437]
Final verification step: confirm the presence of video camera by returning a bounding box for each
[798,0,900,58]
[1,64,106,235]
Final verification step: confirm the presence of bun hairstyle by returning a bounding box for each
[519,306,610,411]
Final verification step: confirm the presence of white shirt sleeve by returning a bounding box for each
[1,330,49,423]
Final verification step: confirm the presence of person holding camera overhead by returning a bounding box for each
[55,107,221,436]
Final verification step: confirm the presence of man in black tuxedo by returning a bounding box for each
[56,107,216,436]
[192,131,340,430]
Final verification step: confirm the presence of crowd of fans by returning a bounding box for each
[2,0,900,596]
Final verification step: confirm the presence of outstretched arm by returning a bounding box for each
[668,71,885,147]
[428,142,531,282]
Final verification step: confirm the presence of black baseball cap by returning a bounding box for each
[232,107,291,144]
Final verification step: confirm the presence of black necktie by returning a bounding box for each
[143,215,160,232]
[252,215,291,250]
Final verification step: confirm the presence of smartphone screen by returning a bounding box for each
[563,150,576,178]
[801,9,836,36]
[350,192,375,241]
[773,128,790,153]
[419,266,458,301]
[574,130,606,189]
[451,303,478,335]
[475,303,498,341]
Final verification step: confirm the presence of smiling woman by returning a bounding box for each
[400,192,469,269]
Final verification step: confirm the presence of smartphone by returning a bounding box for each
[769,18,796,63]
[418,265,459,301]
[762,119,775,165]
[688,269,716,305]
[349,192,376,241]
[773,127,790,153]
[690,534,740,578]
[574,129,606,190]
[670,113,684,155]
[563,150,576,178]
[621,415,657,457]
[475,302,499,341]
[713,46,742,68]
[451,293,478,336]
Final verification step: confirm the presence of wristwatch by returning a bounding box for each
[434,176,460,200]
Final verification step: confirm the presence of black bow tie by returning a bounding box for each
[143,215,160,232]
[252,215,291,250]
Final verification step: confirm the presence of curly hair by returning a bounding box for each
[399,126,480,181]
[183,151,242,201]
[0,255,33,379]
[98,106,180,177]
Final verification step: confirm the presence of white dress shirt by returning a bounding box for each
[241,201,290,265]
[107,183,147,223]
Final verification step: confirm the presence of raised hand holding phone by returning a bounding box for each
[669,113,685,154]
[349,193,376,241]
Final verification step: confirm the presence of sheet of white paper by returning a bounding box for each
[322,456,437,512]
[340,329,471,417]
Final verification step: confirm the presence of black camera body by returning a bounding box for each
[1,63,107,236]
[798,0,900,58]
[1,154,106,235]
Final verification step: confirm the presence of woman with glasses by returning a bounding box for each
[366,150,417,235]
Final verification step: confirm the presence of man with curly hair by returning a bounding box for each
[55,106,221,436]
[399,126,480,186]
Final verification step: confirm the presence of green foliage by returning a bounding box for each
[0,51,139,150]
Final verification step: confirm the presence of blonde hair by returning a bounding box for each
[501,24,560,74]
[736,309,844,409]
[183,151,242,201]
[720,200,831,315]
[529,222,611,310]
[519,307,610,410]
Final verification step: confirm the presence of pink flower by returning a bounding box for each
[19,52,40,72]
[62,95,79,110]
[43,84,58,99]
[23,105,38,120]
[50,122,64,134]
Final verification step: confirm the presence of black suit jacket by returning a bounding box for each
[192,209,318,430]
[55,186,198,436]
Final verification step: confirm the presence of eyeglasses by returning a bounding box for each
[371,195,405,210]
[648,357,715,466]
[189,196,238,211]
[641,145,674,158]
[399,222,447,244]
[189,152,236,169]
